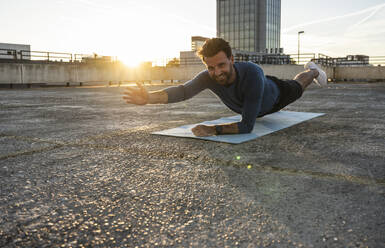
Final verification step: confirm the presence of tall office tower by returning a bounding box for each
[217,0,281,53]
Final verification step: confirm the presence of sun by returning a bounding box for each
[118,53,144,68]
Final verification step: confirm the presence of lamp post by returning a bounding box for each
[298,31,304,64]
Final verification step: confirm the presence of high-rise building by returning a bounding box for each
[217,0,281,54]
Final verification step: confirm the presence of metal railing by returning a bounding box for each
[369,56,385,66]
[2,48,385,66]
[176,52,385,67]
[286,53,316,65]
[0,48,88,62]
[313,54,385,67]
[234,53,294,65]
[0,49,116,63]
[74,54,92,62]
[20,50,74,62]
[315,53,335,66]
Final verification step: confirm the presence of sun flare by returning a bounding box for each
[118,54,143,67]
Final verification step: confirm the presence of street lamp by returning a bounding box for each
[298,31,304,64]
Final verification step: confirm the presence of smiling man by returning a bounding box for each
[123,38,327,137]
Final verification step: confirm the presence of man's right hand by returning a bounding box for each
[123,82,149,105]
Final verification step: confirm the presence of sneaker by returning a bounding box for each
[304,61,327,86]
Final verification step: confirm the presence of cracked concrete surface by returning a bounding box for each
[1,83,385,247]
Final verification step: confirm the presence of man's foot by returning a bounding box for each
[304,61,327,86]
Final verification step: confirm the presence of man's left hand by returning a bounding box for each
[191,125,216,137]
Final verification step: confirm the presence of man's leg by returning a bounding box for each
[294,69,319,91]
[263,63,325,116]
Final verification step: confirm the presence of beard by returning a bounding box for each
[211,65,234,85]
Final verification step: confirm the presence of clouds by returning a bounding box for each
[281,2,385,56]
[347,3,385,30]
[283,2,385,34]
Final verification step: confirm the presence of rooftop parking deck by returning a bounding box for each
[1,83,384,247]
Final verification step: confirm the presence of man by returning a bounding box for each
[123,38,327,137]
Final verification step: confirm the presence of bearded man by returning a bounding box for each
[123,38,327,137]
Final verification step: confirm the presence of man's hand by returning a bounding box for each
[191,125,216,137]
[123,82,149,105]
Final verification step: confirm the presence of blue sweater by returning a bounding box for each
[164,62,280,133]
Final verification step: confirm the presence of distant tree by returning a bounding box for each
[166,57,180,67]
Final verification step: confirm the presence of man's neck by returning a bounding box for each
[228,65,237,85]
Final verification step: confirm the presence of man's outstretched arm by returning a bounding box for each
[123,71,208,105]
[147,90,168,104]
[123,83,168,105]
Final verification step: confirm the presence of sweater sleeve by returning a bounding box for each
[237,65,265,133]
[164,70,210,103]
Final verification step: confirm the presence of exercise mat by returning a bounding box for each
[152,111,325,144]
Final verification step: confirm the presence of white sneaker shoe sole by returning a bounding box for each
[304,61,327,86]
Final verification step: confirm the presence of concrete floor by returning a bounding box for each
[1,83,384,247]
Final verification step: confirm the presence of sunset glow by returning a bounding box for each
[1,0,384,64]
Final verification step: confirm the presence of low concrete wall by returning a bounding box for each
[0,62,130,85]
[0,63,21,83]
[163,64,335,81]
[334,66,385,81]
[261,64,335,80]
[161,65,205,81]
[0,62,384,86]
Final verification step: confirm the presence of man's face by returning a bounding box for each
[204,51,235,86]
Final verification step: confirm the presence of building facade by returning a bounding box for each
[180,36,209,66]
[191,36,209,51]
[314,55,370,67]
[0,43,31,60]
[217,0,281,54]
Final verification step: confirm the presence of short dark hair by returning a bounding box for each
[197,38,232,61]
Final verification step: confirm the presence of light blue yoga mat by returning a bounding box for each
[152,111,325,144]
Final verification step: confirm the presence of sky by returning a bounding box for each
[1,0,385,66]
